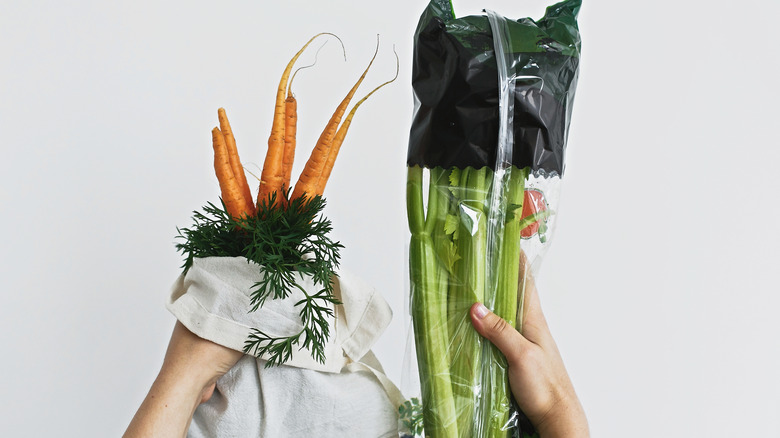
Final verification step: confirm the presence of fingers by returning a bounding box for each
[470,302,530,366]
[518,250,541,324]
[516,252,552,348]
[469,252,553,363]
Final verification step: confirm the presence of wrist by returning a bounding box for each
[536,393,589,438]
[159,358,220,397]
[123,365,210,438]
[160,322,242,393]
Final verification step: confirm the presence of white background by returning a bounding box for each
[2,0,779,436]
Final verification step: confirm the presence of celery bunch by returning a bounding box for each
[407,165,534,437]
[406,0,581,435]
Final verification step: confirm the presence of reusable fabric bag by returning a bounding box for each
[168,256,403,437]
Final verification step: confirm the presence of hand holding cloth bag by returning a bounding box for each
[168,256,403,437]
[405,0,581,436]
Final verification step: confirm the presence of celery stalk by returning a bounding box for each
[408,166,459,437]
[484,166,527,437]
[447,167,490,436]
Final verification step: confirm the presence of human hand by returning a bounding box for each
[469,270,588,438]
[123,322,243,438]
[160,321,244,402]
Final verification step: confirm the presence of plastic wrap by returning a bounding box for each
[403,1,581,436]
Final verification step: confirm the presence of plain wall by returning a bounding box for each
[1,0,779,436]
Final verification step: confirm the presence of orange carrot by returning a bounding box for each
[280,41,340,203]
[315,48,399,195]
[218,108,255,216]
[212,127,252,219]
[291,37,380,201]
[257,32,335,206]
[281,93,297,194]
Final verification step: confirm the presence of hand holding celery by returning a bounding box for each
[405,0,582,436]
[469,281,589,438]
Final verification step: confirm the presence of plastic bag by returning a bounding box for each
[403,1,582,436]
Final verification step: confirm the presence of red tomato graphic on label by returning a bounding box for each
[520,189,548,239]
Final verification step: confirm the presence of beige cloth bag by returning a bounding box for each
[167,256,402,437]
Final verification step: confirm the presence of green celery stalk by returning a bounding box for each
[484,166,528,437]
[408,166,458,437]
[447,166,490,436]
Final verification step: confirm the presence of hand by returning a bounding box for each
[159,321,244,403]
[123,322,243,438]
[469,271,589,438]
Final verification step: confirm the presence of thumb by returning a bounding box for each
[470,302,528,365]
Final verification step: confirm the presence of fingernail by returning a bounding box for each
[474,302,489,319]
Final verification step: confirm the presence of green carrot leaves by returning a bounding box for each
[175,194,343,367]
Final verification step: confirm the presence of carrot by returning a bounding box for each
[315,47,399,195]
[280,41,339,202]
[291,36,380,201]
[212,127,252,219]
[257,32,336,206]
[279,42,333,194]
[218,108,255,216]
[281,93,297,194]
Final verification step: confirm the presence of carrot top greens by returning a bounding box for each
[175,193,343,367]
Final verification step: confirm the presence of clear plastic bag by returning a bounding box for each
[402,1,582,436]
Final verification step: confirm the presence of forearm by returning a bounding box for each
[124,322,240,438]
[123,368,208,438]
